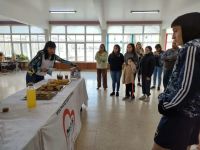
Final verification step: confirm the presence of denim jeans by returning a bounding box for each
[110,70,122,92]
[163,69,173,90]
[153,66,163,87]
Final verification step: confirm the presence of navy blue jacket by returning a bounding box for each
[158,39,200,118]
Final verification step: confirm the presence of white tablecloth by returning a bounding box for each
[0,78,88,150]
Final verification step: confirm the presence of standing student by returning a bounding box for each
[122,57,136,101]
[139,46,155,102]
[151,44,164,91]
[162,41,179,90]
[95,44,108,90]
[124,43,138,94]
[152,12,200,150]
[135,42,144,86]
[108,44,124,97]
[124,43,138,65]
[26,41,76,84]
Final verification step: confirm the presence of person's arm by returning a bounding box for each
[162,50,178,61]
[55,55,76,66]
[95,52,100,62]
[131,62,136,74]
[121,54,125,65]
[158,46,198,116]
[28,51,43,73]
[146,57,155,78]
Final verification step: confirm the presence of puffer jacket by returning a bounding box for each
[158,38,200,118]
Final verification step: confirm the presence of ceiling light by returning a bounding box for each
[49,10,77,14]
[130,10,160,14]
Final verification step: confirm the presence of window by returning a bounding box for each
[22,43,31,60]
[107,25,160,54]
[51,26,65,34]
[124,26,143,34]
[77,44,85,61]
[144,25,160,33]
[86,26,101,34]
[68,44,76,61]
[31,43,45,58]
[0,43,12,57]
[108,26,123,34]
[12,26,29,33]
[50,25,101,62]
[55,43,66,59]
[31,26,44,34]
[0,26,10,34]
[67,26,85,34]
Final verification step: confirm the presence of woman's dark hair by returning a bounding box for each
[171,12,200,44]
[112,44,121,54]
[43,41,56,60]
[155,44,162,50]
[127,43,136,54]
[99,44,106,52]
[146,46,152,52]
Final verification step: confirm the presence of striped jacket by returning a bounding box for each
[28,50,74,75]
[158,38,200,118]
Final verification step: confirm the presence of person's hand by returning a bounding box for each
[41,68,48,72]
[71,63,77,67]
[146,77,150,80]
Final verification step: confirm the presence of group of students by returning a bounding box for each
[95,12,200,150]
[95,42,164,102]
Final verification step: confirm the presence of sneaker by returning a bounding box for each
[143,96,150,102]
[137,83,141,86]
[157,87,160,91]
[116,92,119,97]
[139,95,146,100]
[150,86,155,89]
[131,95,135,100]
[110,92,115,96]
[122,96,129,101]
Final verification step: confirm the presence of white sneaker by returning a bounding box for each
[143,96,150,102]
[139,95,146,100]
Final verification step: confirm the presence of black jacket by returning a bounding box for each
[108,53,124,71]
[140,52,155,77]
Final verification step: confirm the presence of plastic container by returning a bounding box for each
[26,83,37,109]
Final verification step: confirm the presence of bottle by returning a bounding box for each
[26,83,37,109]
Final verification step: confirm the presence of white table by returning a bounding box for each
[0,78,88,150]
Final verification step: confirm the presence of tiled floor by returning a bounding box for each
[1,71,195,150]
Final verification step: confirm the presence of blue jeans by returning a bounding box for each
[110,71,122,92]
[153,66,163,87]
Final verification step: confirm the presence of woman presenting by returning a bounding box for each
[26,41,76,84]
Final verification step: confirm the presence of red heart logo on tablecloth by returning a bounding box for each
[63,109,75,143]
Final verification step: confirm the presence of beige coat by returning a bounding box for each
[122,63,136,84]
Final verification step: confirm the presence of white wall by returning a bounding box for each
[0,0,49,29]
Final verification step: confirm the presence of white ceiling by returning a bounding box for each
[0,0,200,29]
